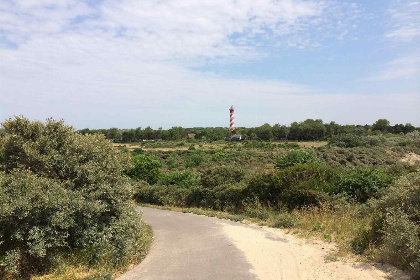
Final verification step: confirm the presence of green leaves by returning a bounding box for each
[275,149,320,169]
[0,117,141,277]
[126,154,162,184]
[339,168,392,203]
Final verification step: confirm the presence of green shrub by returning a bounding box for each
[131,147,144,155]
[135,184,191,207]
[199,165,246,188]
[278,142,300,148]
[184,150,205,168]
[275,149,320,169]
[211,183,247,211]
[158,171,200,188]
[329,134,362,148]
[0,117,141,277]
[339,168,393,203]
[246,163,338,209]
[126,153,161,184]
[353,172,420,277]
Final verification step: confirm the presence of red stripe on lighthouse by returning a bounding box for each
[229,105,235,131]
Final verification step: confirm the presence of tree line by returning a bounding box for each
[77,119,417,142]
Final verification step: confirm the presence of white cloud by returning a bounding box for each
[364,55,420,81]
[385,0,420,41]
[1,1,418,128]
[0,0,360,60]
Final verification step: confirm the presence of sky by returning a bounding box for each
[0,0,419,129]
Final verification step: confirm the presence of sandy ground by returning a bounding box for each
[221,221,410,280]
[401,152,420,165]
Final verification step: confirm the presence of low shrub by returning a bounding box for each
[338,168,393,203]
[275,149,320,169]
[158,171,200,188]
[0,117,142,278]
[199,165,246,188]
[135,183,191,207]
[353,172,420,278]
[184,150,205,168]
[329,134,362,148]
[246,163,338,209]
[126,153,161,184]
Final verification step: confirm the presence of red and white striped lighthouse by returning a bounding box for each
[229,105,235,131]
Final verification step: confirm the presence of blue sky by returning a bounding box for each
[0,0,419,129]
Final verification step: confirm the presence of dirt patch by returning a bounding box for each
[221,222,410,280]
[400,152,420,165]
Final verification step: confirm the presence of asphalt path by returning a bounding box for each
[117,207,410,280]
[118,207,257,280]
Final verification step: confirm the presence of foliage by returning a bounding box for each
[184,150,205,168]
[338,168,393,203]
[199,165,246,188]
[0,117,142,278]
[275,149,320,169]
[158,171,200,188]
[78,119,419,143]
[246,163,338,209]
[126,153,162,184]
[353,172,420,277]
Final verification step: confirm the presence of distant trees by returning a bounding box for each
[372,119,390,132]
[77,118,419,142]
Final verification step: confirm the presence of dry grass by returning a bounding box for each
[295,141,328,148]
[31,222,153,280]
[32,266,99,280]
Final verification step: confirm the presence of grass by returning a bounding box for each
[31,221,153,280]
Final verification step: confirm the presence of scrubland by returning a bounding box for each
[127,134,420,279]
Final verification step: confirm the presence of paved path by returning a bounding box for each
[118,207,410,280]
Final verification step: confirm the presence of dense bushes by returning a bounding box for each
[247,163,338,209]
[353,172,420,278]
[158,171,200,188]
[0,117,142,278]
[130,134,419,276]
[339,168,393,203]
[126,153,161,184]
[275,149,320,169]
[199,165,245,188]
[328,134,385,148]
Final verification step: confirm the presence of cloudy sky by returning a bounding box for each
[0,0,419,129]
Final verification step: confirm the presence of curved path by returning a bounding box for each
[118,207,409,280]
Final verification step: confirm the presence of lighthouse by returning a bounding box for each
[229,105,241,141]
[229,105,235,132]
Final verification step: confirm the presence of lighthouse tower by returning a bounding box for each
[229,105,235,132]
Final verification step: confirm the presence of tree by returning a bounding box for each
[272,124,288,140]
[372,119,390,133]
[255,123,273,140]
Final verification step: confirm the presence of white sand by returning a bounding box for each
[220,221,410,280]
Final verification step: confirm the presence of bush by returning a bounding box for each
[329,134,362,148]
[135,183,191,207]
[339,168,393,203]
[246,163,338,209]
[199,165,246,188]
[126,153,161,184]
[184,150,205,168]
[275,149,320,169]
[131,147,144,155]
[0,117,141,277]
[211,183,247,211]
[353,172,420,278]
[158,171,200,188]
